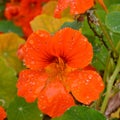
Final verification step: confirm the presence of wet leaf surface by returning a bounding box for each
[30,14,73,34]
[52,106,106,120]
[105,12,120,34]
[7,96,43,120]
[0,32,25,72]
[0,57,17,107]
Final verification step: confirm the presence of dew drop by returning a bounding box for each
[3,52,8,57]
[39,114,43,117]
[31,61,35,65]
[29,40,34,44]
[18,107,23,111]
[40,34,45,37]
[86,96,90,99]
[8,29,11,32]
[88,75,92,80]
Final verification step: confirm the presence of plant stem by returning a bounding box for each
[101,55,120,113]
[103,53,111,83]
[95,55,110,110]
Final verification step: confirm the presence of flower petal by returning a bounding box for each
[0,106,7,120]
[52,28,93,68]
[38,80,75,118]
[17,44,25,60]
[54,0,94,18]
[23,30,53,69]
[83,65,96,71]
[16,69,48,102]
[66,70,104,105]
[54,0,69,18]
[70,0,94,15]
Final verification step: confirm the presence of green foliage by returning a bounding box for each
[0,20,23,36]
[0,57,17,107]
[92,40,108,71]
[30,14,73,34]
[0,0,120,119]
[108,4,120,12]
[104,0,120,7]
[0,32,25,72]
[52,106,106,120]
[82,18,108,71]
[7,96,43,120]
[105,12,120,34]
[60,20,82,30]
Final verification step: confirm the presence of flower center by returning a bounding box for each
[55,57,66,72]
[30,1,37,9]
[45,57,66,80]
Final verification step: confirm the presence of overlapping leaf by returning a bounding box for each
[7,96,43,120]
[30,14,73,33]
[42,1,58,16]
[82,19,108,71]
[0,32,25,72]
[105,12,120,34]
[52,106,106,120]
[0,20,23,36]
[42,0,71,18]
[0,57,17,107]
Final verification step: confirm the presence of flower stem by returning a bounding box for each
[101,55,120,113]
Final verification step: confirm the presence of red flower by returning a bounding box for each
[4,3,21,21]
[20,0,42,18]
[54,0,94,18]
[0,106,7,120]
[17,28,104,117]
[4,0,50,37]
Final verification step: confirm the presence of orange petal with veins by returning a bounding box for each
[23,30,53,69]
[52,28,93,69]
[54,0,94,18]
[66,70,104,105]
[17,70,48,102]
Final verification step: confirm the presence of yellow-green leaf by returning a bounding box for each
[30,14,73,33]
[0,56,17,107]
[42,0,72,18]
[42,1,58,16]
[0,32,25,72]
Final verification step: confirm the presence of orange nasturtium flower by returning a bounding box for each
[54,0,107,18]
[54,0,94,18]
[4,0,50,37]
[17,28,104,118]
[0,106,7,120]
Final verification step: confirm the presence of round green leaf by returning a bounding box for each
[52,106,106,120]
[0,32,25,72]
[0,20,23,36]
[105,12,120,33]
[7,96,43,120]
[0,57,17,107]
